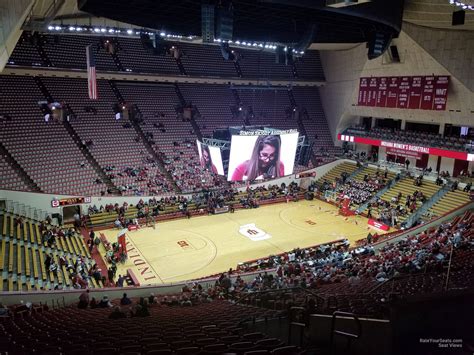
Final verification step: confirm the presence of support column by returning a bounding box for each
[438,123,445,135]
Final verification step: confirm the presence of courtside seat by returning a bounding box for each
[9,216,14,239]
[31,247,39,279]
[65,237,75,255]
[2,214,6,237]
[16,242,22,275]
[8,240,13,273]
[0,238,6,272]
[38,248,48,281]
[34,223,42,245]
[28,221,35,244]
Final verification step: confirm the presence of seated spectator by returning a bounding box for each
[0,303,10,316]
[131,300,150,317]
[98,295,113,308]
[78,290,89,309]
[120,293,132,305]
[109,306,127,319]
[148,293,157,305]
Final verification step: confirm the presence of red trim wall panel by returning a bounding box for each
[339,134,471,161]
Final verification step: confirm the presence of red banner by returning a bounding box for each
[433,76,449,111]
[358,78,369,106]
[358,75,449,110]
[420,76,435,110]
[367,77,378,106]
[386,77,399,108]
[368,219,389,231]
[386,147,422,160]
[376,77,388,107]
[397,77,410,109]
[408,76,423,109]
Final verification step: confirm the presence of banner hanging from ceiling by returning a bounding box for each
[358,76,449,111]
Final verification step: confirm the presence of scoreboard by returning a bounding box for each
[51,196,91,208]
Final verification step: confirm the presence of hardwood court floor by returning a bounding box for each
[101,200,386,286]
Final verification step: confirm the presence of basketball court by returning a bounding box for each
[99,200,388,285]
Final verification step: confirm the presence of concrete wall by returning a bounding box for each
[349,30,474,126]
[309,314,392,355]
[0,0,34,72]
[378,146,387,162]
[439,157,455,174]
[402,22,474,93]
[319,44,367,142]
[355,143,371,156]
[427,154,439,172]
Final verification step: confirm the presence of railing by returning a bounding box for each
[235,286,325,308]
[3,200,48,221]
[330,311,362,354]
[403,183,450,229]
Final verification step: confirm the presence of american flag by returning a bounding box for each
[86,45,98,100]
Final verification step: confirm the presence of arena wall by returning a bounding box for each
[403,22,474,93]
[320,26,474,140]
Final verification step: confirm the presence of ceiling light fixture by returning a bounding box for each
[449,0,474,10]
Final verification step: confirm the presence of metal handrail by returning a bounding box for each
[234,286,325,307]
[330,311,362,355]
[444,243,455,291]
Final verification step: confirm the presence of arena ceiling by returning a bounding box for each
[26,0,473,41]
[26,0,404,44]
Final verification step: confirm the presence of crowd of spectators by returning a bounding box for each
[368,188,426,227]
[337,180,379,205]
[36,218,102,290]
[87,182,302,223]
[158,141,228,194]
[320,169,391,209]
[232,212,472,297]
